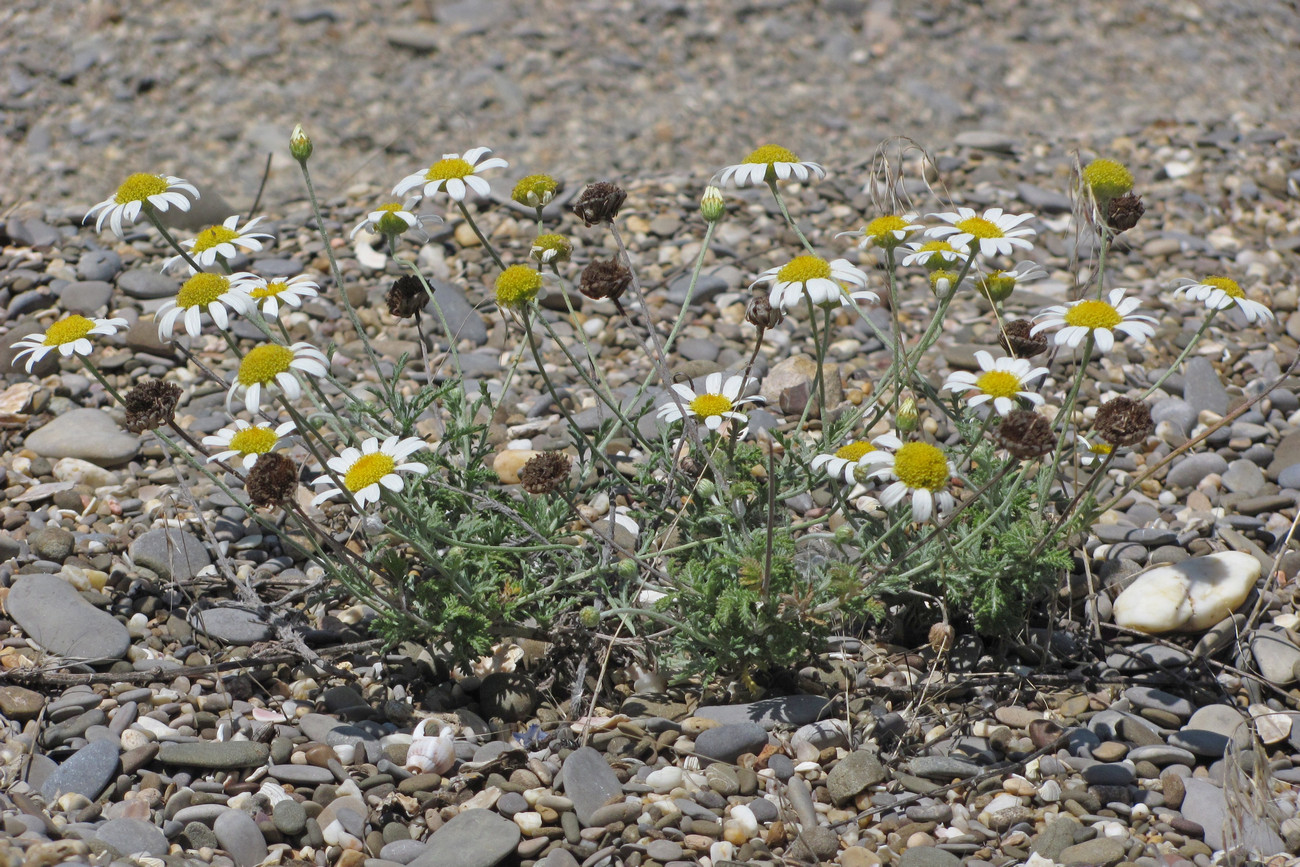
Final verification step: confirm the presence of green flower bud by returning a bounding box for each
[290,124,313,163]
[700,185,725,223]
[579,606,600,628]
[695,478,717,500]
[833,524,854,545]
[976,271,1017,304]
[616,558,638,579]
[897,397,919,433]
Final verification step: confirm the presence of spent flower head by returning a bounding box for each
[944,350,1049,417]
[311,435,429,510]
[571,181,627,226]
[512,174,558,208]
[156,272,254,341]
[163,216,273,273]
[387,274,426,318]
[247,452,299,507]
[860,434,955,524]
[233,273,320,320]
[998,319,1049,358]
[926,207,1037,259]
[85,173,198,239]
[1031,288,1157,353]
[1173,275,1273,324]
[996,410,1056,460]
[1093,396,1152,447]
[227,342,329,414]
[839,214,923,252]
[11,314,127,373]
[579,258,631,305]
[519,451,573,494]
[751,255,876,313]
[658,372,763,435]
[203,419,297,470]
[716,145,825,188]
[124,379,183,433]
[394,147,508,202]
[1106,193,1145,233]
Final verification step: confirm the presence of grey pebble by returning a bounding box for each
[380,839,429,864]
[267,763,334,785]
[560,746,623,826]
[192,605,274,645]
[77,249,122,281]
[96,816,168,857]
[117,268,179,300]
[272,799,307,836]
[1165,452,1230,488]
[56,280,113,313]
[1124,686,1194,720]
[694,722,768,763]
[694,694,830,728]
[158,741,269,769]
[897,845,963,867]
[409,808,521,867]
[131,528,212,583]
[907,756,983,780]
[214,809,268,867]
[40,738,119,801]
[23,408,139,467]
[8,574,130,661]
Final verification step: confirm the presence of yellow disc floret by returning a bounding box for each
[744,145,799,165]
[237,344,294,386]
[344,453,395,493]
[176,273,231,309]
[915,240,958,271]
[495,265,544,309]
[1088,441,1113,456]
[43,315,95,346]
[1202,276,1244,298]
[531,233,572,263]
[1064,300,1122,330]
[191,224,240,254]
[114,173,169,205]
[953,216,1004,240]
[864,215,913,249]
[1082,159,1134,201]
[512,174,558,207]
[835,441,875,461]
[975,370,1023,399]
[229,427,280,455]
[425,157,474,181]
[777,255,832,285]
[690,393,733,419]
[249,281,289,300]
[892,442,950,491]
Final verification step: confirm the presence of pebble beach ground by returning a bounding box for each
[4,2,1300,867]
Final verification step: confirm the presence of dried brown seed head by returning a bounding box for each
[519,451,572,494]
[246,452,298,507]
[579,258,631,303]
[387,274,426,318]
[1094,396,1152,447]
[996,409,1056,460]
[998,319,1049,358]
[571,181,627,227]
[124,379,182,433]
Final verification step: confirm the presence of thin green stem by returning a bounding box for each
[456,201,505,271]
[1141,309,1217,400]
[1041,334,1095,502]
[663,221,717,356]
[144,210,203,274]
[767,181,815,255]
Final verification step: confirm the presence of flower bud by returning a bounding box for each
[617,559,639,579]
[289,124,313,163]
[700,185,725,223]
[833,524,854,545]
[579,606,601,628]
[929,622,955,654]
[896,397,919,433]
[976,271,1017,304]
[695,479,717,500]
[745,292,782,329]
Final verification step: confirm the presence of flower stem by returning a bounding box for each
[662,220,716,357]
[766,181,815,255]
[144,209,203,274]
[456,201,505,271]
[1041,334,1095,502]
[1141,309,1216,400]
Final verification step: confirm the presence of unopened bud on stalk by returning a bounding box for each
[579,606,600,628]
[896,396,919,433]
[289,124,313,163]
[977,272,1017,304]
[700,185,725,223]
[695,479,717,500]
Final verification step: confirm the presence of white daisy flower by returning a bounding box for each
[162,215,274,272]
[1075,434,1114,466]
[202,419,297,470]
[838,213,923,252]
[715,144,826,188]
[657,372,764,434]
[1172,276,1274,324]
[1031,288,1157,353]
[311,435,429,510]
[349,199,437,242]
[226,342,329,414]
[393,147,509,202]
[10,314,127,372]
[750,255,876,313]
[944,350,1050,417]
[925,207,1036,259]
[859,434,956,524]
[811,439,879,485]
[232,274,321,319]
[85,173,199,239]
[902,239,962,270]
[155,272,254,341]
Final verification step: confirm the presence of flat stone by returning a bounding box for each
[694,723,768,763]
[77,249,122,281]
[267,763,334,785]
[1181,777,1284,852]
[827,750,887,804]
[158,741,269,769]
[1222,459,1266,495]
[130,528,212,582]
[694,695,830,729]
[24,408,138,467]
[907,756,983,780]
[272,799,307,836]
[1032,816,1081,859]
[191,605,273,645]
[560,747,623,826]
[409,808,521,867]
[7,573,130,660]
[1058,837,1125,866]
[788,825,841,862]
[0,685,45,721]
[1126,745,1196,767]
[1252,625,1300,684]
[425,279,488,346]
[1182,357,1230,415]
[118,269,180,300]
[1166,453,1230,489]
[1124,686,1194,720]
[96,817,168,857]
[478,671,540,723]
[897,846,963,867]
[1081,762,1135,785]
[40,739,119,801]
[56,280,112,314]
[1112,552,1258,633]
[214,809,268,867]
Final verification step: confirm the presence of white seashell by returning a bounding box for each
[405,720,456,775]
[259,781,291,806]
[321,818,364,850]
[252,706,288,724]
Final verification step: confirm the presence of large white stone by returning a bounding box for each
[1112,551,1259,633]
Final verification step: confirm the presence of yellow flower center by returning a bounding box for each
[776,255,832,285]
[1082,159,1134,200]
[835,441,875,461]
[892,442,949,491]
[1202,276,1244,299]
[531,233,572,261]
[975,370,1023,399]
[229,426,279,455]
[176,273,231,309]
[191,224,240,254]
[953,216,1004,240]
[344,453,396,492]
[249,280,290,300]
[1089,441,1113,456]
[689,393,733,418]
[743,145,799,165]
[372,203,411,235]
[425,157,474,181]
[43,315,95,346]
[512,174,557,205]
[864,215,912,247]
[495,265,543,309]
[237,344,294,386]
[1063,299,1122,330]
[376,202,403,214]
[114,173,168,205]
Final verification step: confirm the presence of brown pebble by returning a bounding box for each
[1028,719,1064,749]
[1091,741,1129,762]
[1161,772,1186,810]
[304,744,334,767]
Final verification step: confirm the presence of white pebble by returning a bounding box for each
[513,811,543,835]
[333,743,356,764]
[646,766,683,793]
[729,804,759,836]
